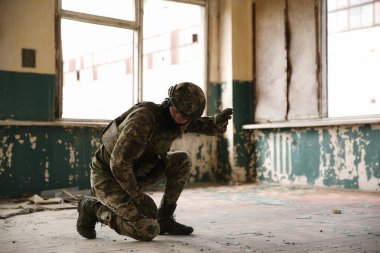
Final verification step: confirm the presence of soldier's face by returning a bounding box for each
[169,106,189,125]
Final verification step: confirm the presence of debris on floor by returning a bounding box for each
[1,184,379,253]
[331,209,342,214]
[0,187,88,219]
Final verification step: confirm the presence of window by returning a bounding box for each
[253,0,380,125]
[142,0,205,104]
[61,20,135,119]
[62,0,135,21]
[327,0,380,117]
[59,0,206,120]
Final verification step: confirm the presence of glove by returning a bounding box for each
[132,193,158,219]
[214,108,233,133]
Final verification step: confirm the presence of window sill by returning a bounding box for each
[242,115,380,130]
[0,119,110,128]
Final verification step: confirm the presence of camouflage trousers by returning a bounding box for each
[90,144,191,241]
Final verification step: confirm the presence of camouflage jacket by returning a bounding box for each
[100,101,222,199]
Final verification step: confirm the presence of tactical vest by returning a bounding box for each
[101,102,157,154]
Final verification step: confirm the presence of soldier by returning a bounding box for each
[76,82,233,241]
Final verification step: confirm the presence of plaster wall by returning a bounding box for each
[254,0,288,122]
[208,0,220,83]
[287,0,319,120]
[231,0,253,81]
[0,0,55,74]
[254,0,320,122]
[219,0,233,84]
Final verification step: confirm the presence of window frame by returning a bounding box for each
[326,0,380,119]
[244,0,380,130]
[328,0,380,33]
[55,0,207,122]
[56,0,141,120]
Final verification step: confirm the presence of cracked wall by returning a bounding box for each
[255,0,319,122]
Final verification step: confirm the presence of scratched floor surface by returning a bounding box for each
[1,183,379,253]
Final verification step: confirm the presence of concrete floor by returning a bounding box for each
[0,184,379,253]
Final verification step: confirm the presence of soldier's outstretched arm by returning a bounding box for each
[185,108,233,136]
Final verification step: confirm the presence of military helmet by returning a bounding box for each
[168,82,206,119]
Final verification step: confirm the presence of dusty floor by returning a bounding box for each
[0,183,379,253]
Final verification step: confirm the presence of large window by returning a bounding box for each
[327,0,380,117]
[60,0,206,120]
[253,0,380,125]
[61,20,135,119]
[142,0,205,103]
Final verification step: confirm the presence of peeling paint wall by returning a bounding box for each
[0,125,218,197]
[251,124,380,191]
[172,134,218,183]
[0,126,102,197]
[210,0,255,184]
[1,0,379,198]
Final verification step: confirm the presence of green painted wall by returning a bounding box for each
[0,126,102,198]
[251,124,380,191]
[0,70,56,121]
[232,80,255,181]
[0,125,219,198]
[1,70,379,197]
[210,80,256,183]
[209,82,232,182]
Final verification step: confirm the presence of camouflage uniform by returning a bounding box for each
[78,82,233,241]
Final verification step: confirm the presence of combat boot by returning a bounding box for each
[157,202,193,235]
[76,196,101,239]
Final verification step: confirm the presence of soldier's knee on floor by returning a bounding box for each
[135,218,160,241]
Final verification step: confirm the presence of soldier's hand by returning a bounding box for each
[214,108,233,133]
[132,193,158,219]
